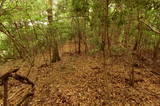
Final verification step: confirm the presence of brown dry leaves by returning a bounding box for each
[0,52,160,106]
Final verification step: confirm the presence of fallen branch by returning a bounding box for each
[0,68,34,87]
[12,74,34,87]
[0,68,35,106]
[16,92,34,106]
[0,68,20,85]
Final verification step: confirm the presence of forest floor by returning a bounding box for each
[0,43,160,106]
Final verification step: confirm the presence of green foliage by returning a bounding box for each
[88,32,101,55]
[72,0,89,15]
[89,47,101,55]
[112,11,127,26]
[52,20,72,43]
[0,0,159,62]
[111,46,128,55]
[0,37,14,59]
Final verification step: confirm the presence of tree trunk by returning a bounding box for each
[124,16,131,47]
[101,0,111,65]
[106,0,111,56]
[77,19,81,54]
[47,0,60,62]
[153,36,160,61]
[78,30,81,54]
[3,78,8,106]
[133,10,143,52]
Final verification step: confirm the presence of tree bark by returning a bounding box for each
[133,10,143,52]
[106,0,111,56]
[153,36,160,61]
[47,0,60,62]
[3,78,8,106]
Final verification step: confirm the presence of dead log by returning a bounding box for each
[12,74,34,87]
[0,68,35,105]
[0,68,20,85]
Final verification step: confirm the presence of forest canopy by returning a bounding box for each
[0,0,159,62]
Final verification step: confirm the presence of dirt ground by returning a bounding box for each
[0,44,160,106]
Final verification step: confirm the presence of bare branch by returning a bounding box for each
[141,20,160,35]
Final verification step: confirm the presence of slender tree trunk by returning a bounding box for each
[106,0,111,56]
[51,38,61,62]
[77,19,81,54]
[78,31,81,54]
[3,78,8,106]
[153,36,160,61]
[47,0,60,62]
[101,0,111,65]
[102,0,111,103]
[133,10,143,52]
[124,17,131,47]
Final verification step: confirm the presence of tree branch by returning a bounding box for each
[140,20,160,34]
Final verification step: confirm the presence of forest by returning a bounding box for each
[0,0,160,105]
